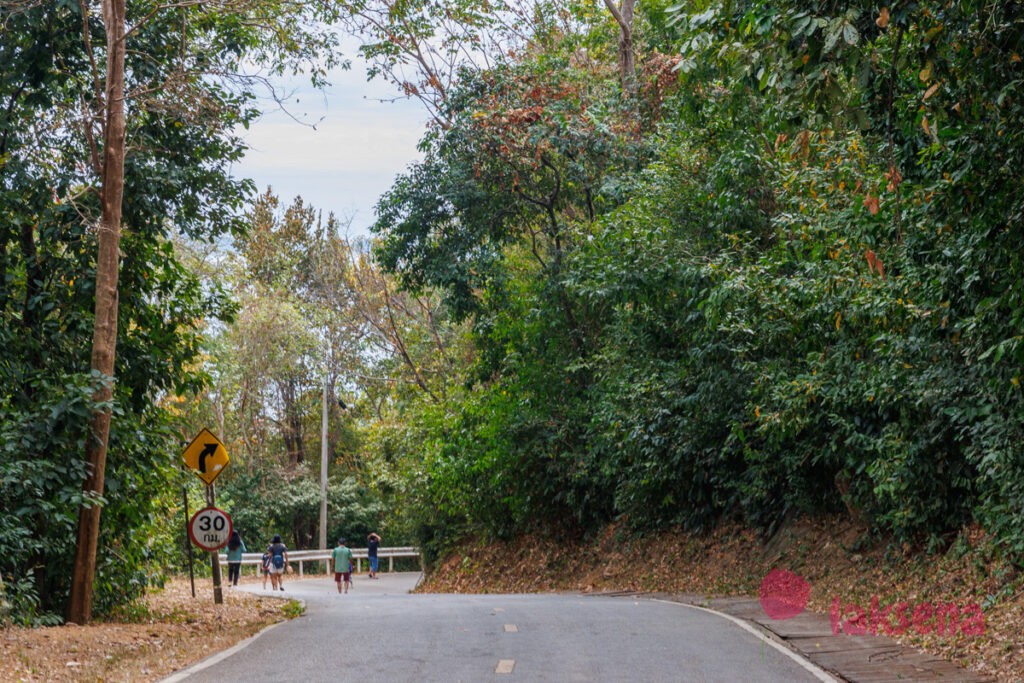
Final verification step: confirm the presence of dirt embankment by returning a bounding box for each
[1,578,295,683]
[418,517,1024,683]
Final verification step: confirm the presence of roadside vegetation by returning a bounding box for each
[3,6,1024,681]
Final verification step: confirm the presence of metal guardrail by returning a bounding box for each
[218,546,421,577]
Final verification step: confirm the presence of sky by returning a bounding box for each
[233,54,429,239]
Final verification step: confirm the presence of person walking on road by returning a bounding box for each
[268,535,289,591]
[332,537,354,594]
[226,531,246,587]
[367,532,381,579]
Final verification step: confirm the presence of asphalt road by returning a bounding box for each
[164,573,835,682]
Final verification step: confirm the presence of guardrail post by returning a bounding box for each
[389,556,394,573]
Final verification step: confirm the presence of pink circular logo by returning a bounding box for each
[759,568,810,620]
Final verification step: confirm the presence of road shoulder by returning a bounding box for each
[599,591,993,683]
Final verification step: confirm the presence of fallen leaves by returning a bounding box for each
[1,579,291,682]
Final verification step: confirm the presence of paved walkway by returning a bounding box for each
[600,591,992,683]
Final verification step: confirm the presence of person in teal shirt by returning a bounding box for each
[226,531,246,587]
[331,537,353,594]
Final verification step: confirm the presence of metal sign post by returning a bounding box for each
[206,485,224,605]
[182,485,195,598]
[187,498,231,605]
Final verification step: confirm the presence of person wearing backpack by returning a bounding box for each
[267,535,289,591]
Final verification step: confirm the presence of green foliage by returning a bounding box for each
[281,599,304,618]
[0,372,187,621]
[368,0,1024,565]
[374,49,653,321]
[0,0,343,623]
[215,458,385,554]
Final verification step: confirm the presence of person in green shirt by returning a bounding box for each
[226,531,246,587]
[331,537,354,594]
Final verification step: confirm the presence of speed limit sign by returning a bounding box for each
[188,506,233,552]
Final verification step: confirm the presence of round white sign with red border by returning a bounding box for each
[188,506,233,552]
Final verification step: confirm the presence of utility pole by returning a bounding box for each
[319,370,328,572]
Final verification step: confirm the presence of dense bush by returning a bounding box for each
[213,464,386,556]
[371,0,1024,563]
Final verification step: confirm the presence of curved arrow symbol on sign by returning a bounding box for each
[198,443,218,473]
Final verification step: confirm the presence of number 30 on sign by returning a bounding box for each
[188,506,233,552]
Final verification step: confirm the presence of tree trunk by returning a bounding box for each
[603,0,637,97]
[279,376,305,465]
[68,0,126,625]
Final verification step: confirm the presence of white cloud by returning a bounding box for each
[242,116,422,174]
[234,60,428,237]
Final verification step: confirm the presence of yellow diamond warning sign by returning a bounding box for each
[182,428,229,485]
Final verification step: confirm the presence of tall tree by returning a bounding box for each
[67,0,127,626]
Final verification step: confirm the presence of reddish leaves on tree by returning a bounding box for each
[865,249,886,278]
[863,193,880,215]
[885,165,903,192]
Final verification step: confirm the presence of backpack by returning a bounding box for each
[272,550,285,569]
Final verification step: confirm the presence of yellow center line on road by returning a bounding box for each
[504,624,518,632]
[496,659,515,674]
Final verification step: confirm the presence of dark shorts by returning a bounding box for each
[334,571,351,582]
